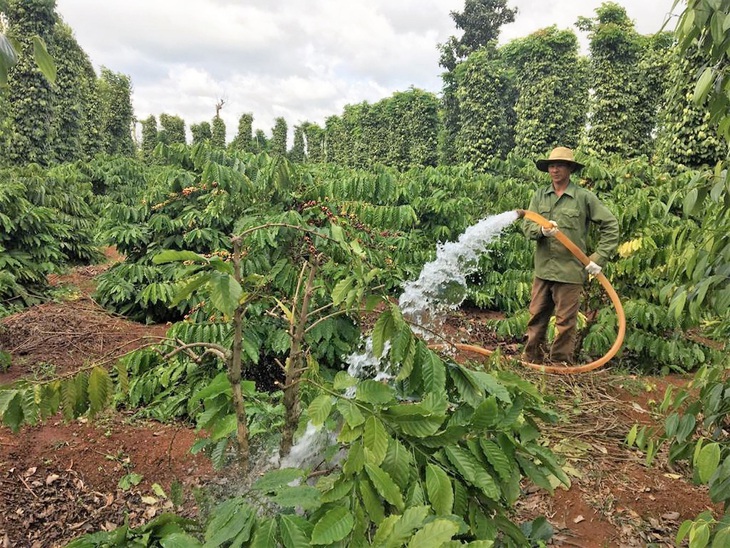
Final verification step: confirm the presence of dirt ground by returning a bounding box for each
[0,257,722,547]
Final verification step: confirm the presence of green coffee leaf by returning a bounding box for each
[249,519,277,548]
[279,514,311,548]
[253,468,305,493]
[358,477,386,525]
[271,485,322,510]
[382,438,413,489]
[332,276,354,306]
[382,506,430,546]
[310,506,354,545]
[363,416,389,465]
[88,367,112,418]
[696,442,721,484]
[343,441,365,477]
[480,439,513,481]
[407,519,460,547]
[356,380,395,405]
[372,309,395,358]
[365,463,405,511]
[308,395,333,427]
[337,399,365,428]
[425,463,454,515]
[153,250,209,264]
[209,272,242,317]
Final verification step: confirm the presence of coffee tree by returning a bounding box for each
[0,164,102,315]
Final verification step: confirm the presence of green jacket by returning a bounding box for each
[522,180,619,284]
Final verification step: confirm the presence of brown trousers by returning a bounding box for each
[524,277,583,364]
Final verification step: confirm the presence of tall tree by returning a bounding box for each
[654,45,729,169]
[577,2,659,158]
[364,100,390,166]
[340,103,369,168]
[0,4,9,153]
[0,90,10,162]
[252,128,267,154]
[73,49,102,159]
[301,121,325,163]
[454,46,516,166]
[158,113,186,145]
[5,0,57,165]
[270,116,287,157]
[140,114,158,160]
[439,0,518,71]
[211,98,226,148]
[190,121,212,145]
[97,67,135,156]
[48,22,90,162]
[211,116,226,148]
[324,115,351,164]
[634,31,673,157]
[383,88,440,169]
[231,112,253,153]
[289,125,305,163]
[438,0,517,164]
[502,26,588,158]
[316,89,439,169]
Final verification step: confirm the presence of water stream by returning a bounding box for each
[284,210,519,466]
[398,210,519,340]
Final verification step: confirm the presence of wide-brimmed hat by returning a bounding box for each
[535,147,584,172]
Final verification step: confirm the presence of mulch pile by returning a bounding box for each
[0,259,211,547]
[511,371,717,546]
[1,464,186,548]
[0,296,168,383]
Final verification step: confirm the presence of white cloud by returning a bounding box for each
[53,0,679,142]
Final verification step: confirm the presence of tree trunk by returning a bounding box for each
[228,237,249,469]
[280,261,317,456]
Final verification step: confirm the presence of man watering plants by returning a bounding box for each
[521,147,619,365]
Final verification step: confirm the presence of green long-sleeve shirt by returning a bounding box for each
[522,180,619,284]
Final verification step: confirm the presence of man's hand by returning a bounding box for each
[585,261,602,275]
[541,220,558,237]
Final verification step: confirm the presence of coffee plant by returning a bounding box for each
[625,4,730,544]
[62,305,567,547]
[0,164,102,315]
[93,143,260,322]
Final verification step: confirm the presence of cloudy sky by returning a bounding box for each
[53,0,679,141]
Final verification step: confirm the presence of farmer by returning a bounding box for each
[522,146,619,364]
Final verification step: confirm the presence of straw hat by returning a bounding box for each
[535,147,584,172]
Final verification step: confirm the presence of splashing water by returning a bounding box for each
[283,211,518,466]
[398,210,519,340]
[344,338,392,394]
[280,422,338,469]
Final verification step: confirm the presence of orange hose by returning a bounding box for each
[430,209,626,374]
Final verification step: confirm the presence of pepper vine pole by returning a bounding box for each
[432,209,626,374]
